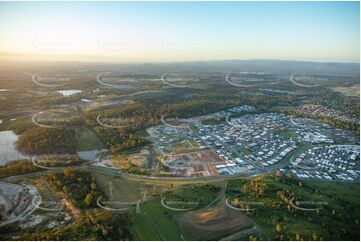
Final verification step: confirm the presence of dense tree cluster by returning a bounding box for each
[14,210,131,240]
[0,159,39,177]
[10,118,35,134]
[110,134,149,153]
[45,169,101,209]
[16,127,76,154]
[228,175,360,241]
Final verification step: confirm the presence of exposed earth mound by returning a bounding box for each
[181,205,253,240]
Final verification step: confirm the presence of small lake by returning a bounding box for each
[77,149,107,161]
[56,89,82,97]
[0,131,30,165]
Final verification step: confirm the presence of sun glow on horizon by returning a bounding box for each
[0,1,359,63]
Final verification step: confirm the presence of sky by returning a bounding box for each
[0,1,359,63]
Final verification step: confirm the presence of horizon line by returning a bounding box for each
[0,56,359,65]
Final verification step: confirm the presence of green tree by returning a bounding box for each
[84,193,94,206]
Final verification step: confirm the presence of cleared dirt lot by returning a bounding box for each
[0,182,40,227]
[181,205,253,240]
[163,149,226,177]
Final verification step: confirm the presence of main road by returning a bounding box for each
[0,143,317,184]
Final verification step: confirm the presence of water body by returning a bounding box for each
[56,89,82,97]
[77,149,107,161]
[0,131,30,165]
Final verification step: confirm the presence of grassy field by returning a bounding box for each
[274,130,298,138]
[202,117,225,125]
[89,167,359,241]
[172,139,201,153]
[131,212,163,240]
[163,184,220,209]
[130,196,200,241]
[91,171,145,203]
[242,147,251,156]
[130,184,221,240]
[75,126,105,151]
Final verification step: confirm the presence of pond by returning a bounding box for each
[0,131,30,165]
[56,89,82,97]
[77,149,107,161]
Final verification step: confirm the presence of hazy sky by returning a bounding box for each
[0,1,359,63]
